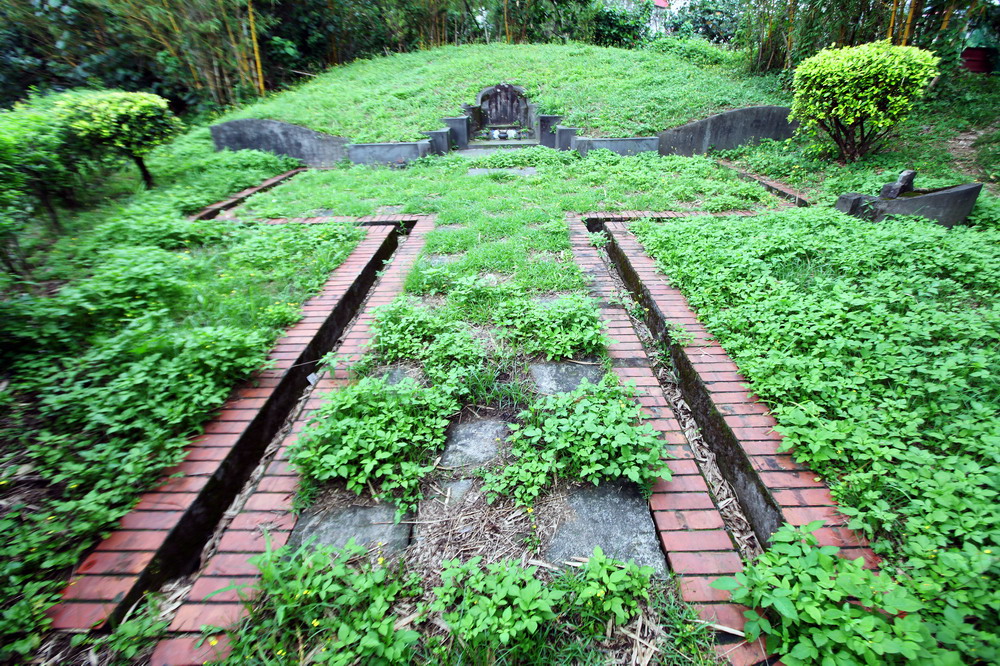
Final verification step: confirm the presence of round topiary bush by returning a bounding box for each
[57,91,183,188]
[790,41,939,162]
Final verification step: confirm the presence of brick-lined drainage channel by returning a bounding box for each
[147,216,435,664]
[46,215,423,636]
[583,212,881,665]
[48,206,876,666]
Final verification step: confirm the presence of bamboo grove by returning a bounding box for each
[740,0,995,71]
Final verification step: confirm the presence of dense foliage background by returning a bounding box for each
[3,1,997,112]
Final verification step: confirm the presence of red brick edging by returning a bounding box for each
[149,216,436,665]
[49,222,399,633]
[188,168,308,221]
[716,160,811,208]
[566,215,768,665]
[593,213,878,663]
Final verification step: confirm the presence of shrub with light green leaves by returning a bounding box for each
[57,91,183,188]
[0,105,72,232]
[791,41,939,161]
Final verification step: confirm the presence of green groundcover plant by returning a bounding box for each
[215,541,687,665]
[290,377,460,516]
[483,378,670,506]
[633,207,1000,660]
[713,523,953,665]
[223,43,783,142]
[0,129,364,658]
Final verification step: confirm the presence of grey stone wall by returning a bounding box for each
[538,115,562,149]
[210,119,349,167]
[573,136,659,157]
[347,140,432,165]
[658,106,797,156]
[555,125,578,151]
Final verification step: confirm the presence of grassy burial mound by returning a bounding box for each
[223,42,783,142]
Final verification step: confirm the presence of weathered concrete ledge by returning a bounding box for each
[573,136,659,157]
[555,125,578,151]
[442,116,473,150]
[422,128,451,156]
[538,115,562,149]
[836,183,983,228]
[658,106,797,157]
[347,140,432,165]
[210,119,349,167]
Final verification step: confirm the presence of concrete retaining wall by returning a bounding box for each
[556,125,578,151]
[573,136,659,157]
[422,129,450,156]
[347,140,432,165]
[658,106,797,157]
[538,115,562,149]
[443,116,473,150]
[210,119,349,167]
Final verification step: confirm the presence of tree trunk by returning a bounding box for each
[35,182,61,232]
[131,154,155,189]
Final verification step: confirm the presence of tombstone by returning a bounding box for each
[478,83,530,128]
[835,170,983,228]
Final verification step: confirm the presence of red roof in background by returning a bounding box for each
[653,0,670,8]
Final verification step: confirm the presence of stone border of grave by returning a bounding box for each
[211,105,797,166]
[148,216,436,665]
[187,167,308,221]
[46,218,414,634]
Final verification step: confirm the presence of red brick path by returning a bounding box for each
[48,220,400,635]
[148,215,435,665]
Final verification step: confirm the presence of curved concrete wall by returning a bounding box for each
[210,119,349,167]
[658,106,797,156]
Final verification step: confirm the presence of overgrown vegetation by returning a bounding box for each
[291,377,460,516]
[720,71,1000,195]
[715,523,949,665]
[482,379,669,506]
[0,129,364,658]
[223,43,783,141]
[633,207,1000,661]
[216,540,716,665]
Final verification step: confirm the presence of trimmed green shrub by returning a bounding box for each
[0,106,71,231]
[791,41,939,161]
[57,91,183,188]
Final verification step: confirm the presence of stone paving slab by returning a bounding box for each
[545,480,668,576]
[529,361,604,394]
[288,504,412,553]
[467,167,538,176]
[440,418,507,469]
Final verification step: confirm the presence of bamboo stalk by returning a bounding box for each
[939,1,957,31]
[785,0,796,69]
[887,0,900,41]
[247,0,266,96]
[901,0,923,46]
